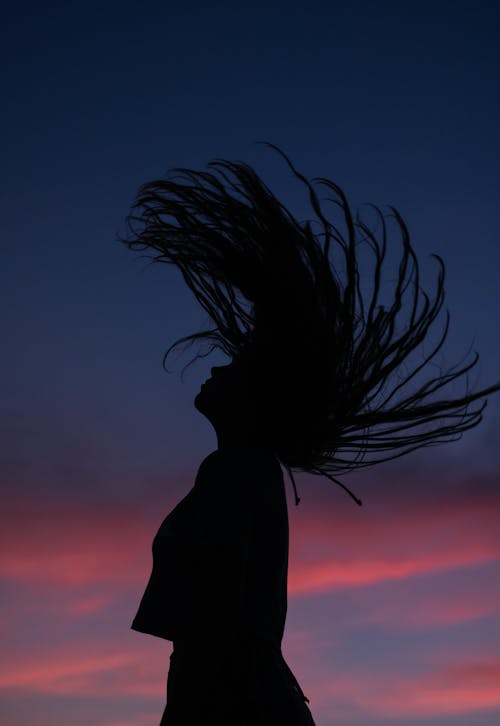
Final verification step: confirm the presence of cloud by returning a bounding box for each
[288,546,499,595]
[288,472,500,596]
[1,452,499,726]
[288,647,500,719]
[2,465,499,603]
[338,566,500,630]
[365,659,500,717]
[0,633,169,699]
[0,497,163,587]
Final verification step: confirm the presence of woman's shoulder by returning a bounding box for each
[196,447,283,495]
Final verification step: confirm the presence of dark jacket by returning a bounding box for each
[131,447,289,647]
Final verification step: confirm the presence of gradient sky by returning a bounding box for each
[2,2,500,725]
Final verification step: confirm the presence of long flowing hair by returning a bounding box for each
[120,143,500,505]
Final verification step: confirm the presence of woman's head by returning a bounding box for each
[121,143,500,504]
[193,328,332,470]
[193,354,265,447]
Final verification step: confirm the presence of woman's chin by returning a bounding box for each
[194,389,209,414]
[194,390,203,409]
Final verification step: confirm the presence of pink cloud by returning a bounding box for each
[366,660,500,716]
[343,571,500,629]
[288,482,500,595]
[293,654,500,719]
[0,497,164,586]
[442,661,500,688]
[1,466,499,726]
[289,545,499,595]
[1,472,499,604]
[63,592,120,616]
[0,636,169,698]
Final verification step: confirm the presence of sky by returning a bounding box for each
[1,1,500,725]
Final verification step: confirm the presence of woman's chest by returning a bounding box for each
[156,488,202,539]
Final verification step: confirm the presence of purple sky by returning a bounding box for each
[2,2,500,725]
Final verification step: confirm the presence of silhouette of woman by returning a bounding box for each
[121,143,500,725]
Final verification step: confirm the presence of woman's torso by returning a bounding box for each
[131,447,289,647]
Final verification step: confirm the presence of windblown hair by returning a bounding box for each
[120,143,500,505]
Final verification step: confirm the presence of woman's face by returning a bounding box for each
[194,350,277,451]
[193,350,264,442]
[194,355,254,420]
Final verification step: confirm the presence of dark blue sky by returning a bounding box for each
[2,4,500,724]
[4,1,499,480]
